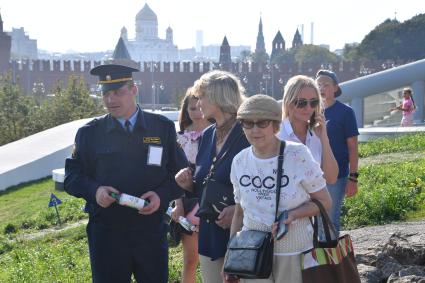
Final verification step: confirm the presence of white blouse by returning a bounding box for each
[278,119,322,165]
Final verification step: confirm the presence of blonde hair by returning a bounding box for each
[194,70,246,115]
[282,75,323,119]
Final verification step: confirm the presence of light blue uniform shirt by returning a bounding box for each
[116,107,139,132]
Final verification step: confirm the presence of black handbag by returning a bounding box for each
[195,133,242,222]
[196,178,234,222]
[223,141,286,279]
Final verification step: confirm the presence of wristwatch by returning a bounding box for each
[349,172,359,178]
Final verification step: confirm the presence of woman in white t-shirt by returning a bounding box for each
[223,94,332,283]
[279,75,338,184]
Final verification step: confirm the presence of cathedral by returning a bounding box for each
[121,3,178,62]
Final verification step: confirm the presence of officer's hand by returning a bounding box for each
[216,205,235,229]
[96,186,119,208]
[138,191,160,215]
[175,167,194,191]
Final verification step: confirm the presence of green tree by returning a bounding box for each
[0,74,105,145]
[345,13,425,60]
[252,51,269,64]
[39,75,104,129]
[270,45,339,66]
[294,44,340,65]
[342,43,360,61]
[270,48,296,65]
[237,50,253,63]
[357,19,401,60]
[0,73,36,145]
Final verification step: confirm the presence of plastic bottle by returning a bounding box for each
[165,206,196,232]
[109,192,149,210]
[178,216,197,232]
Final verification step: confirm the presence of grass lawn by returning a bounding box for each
[0,225,195,282]
[0,178,86,235]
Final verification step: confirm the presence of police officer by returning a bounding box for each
[64,64,187,283]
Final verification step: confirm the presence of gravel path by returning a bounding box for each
[15,219,88,241]
[359,151,422,166]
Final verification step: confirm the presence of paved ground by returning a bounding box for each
[359,125,425,142]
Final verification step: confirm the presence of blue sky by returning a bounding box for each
[1,0,424,53]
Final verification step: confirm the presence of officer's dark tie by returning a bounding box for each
[125,120,131,133]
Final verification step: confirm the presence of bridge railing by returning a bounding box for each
[339,59,425,127]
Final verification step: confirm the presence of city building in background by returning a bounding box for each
[0,8,416,121]
[121,3,179,62]
[9,27,37,59]
[196,30,203,53]
[0,13,11,72]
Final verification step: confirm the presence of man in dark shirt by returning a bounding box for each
[64,64,187,283]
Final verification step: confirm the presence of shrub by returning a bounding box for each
[0,235,13,255]
[342,160,425,229]
[4,224,17,235]
[359,133,425,157]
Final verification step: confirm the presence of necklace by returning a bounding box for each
[216,115,236,145]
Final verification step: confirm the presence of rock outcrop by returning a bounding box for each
[346,220,425,283]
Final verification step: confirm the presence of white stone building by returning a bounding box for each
[122,3,178,62]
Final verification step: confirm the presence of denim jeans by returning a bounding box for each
[326,177,347,235]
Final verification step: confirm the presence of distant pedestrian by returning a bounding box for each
[390,87,416,126]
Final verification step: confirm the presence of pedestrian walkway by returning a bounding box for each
[359,125,425,141]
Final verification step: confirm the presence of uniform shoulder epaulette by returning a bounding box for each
[84,114,107,127]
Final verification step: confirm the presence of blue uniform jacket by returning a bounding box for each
[64,110,187,232]
[194,122,250,260]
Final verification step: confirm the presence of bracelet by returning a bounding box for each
[348,177,358,183]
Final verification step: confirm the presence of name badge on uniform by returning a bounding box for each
[147,145,163,166]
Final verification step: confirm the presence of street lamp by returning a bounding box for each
[262,73,271,96]
[261,64,271,96]
[151,82,164,111]
[359,66,372,76]
[32,81,45,105]
[32,81,45,94]
[271,64,280,99]
[150,61,157,110]
[259,81,264,94]
[134,80,142,105]
[278,77,284,85]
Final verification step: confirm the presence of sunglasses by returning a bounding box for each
[240,120,272,129]
[294,98,320,109]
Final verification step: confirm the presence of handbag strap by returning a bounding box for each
[274,141,286,221]
[204,131,243,183]
[311,198,338,247]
